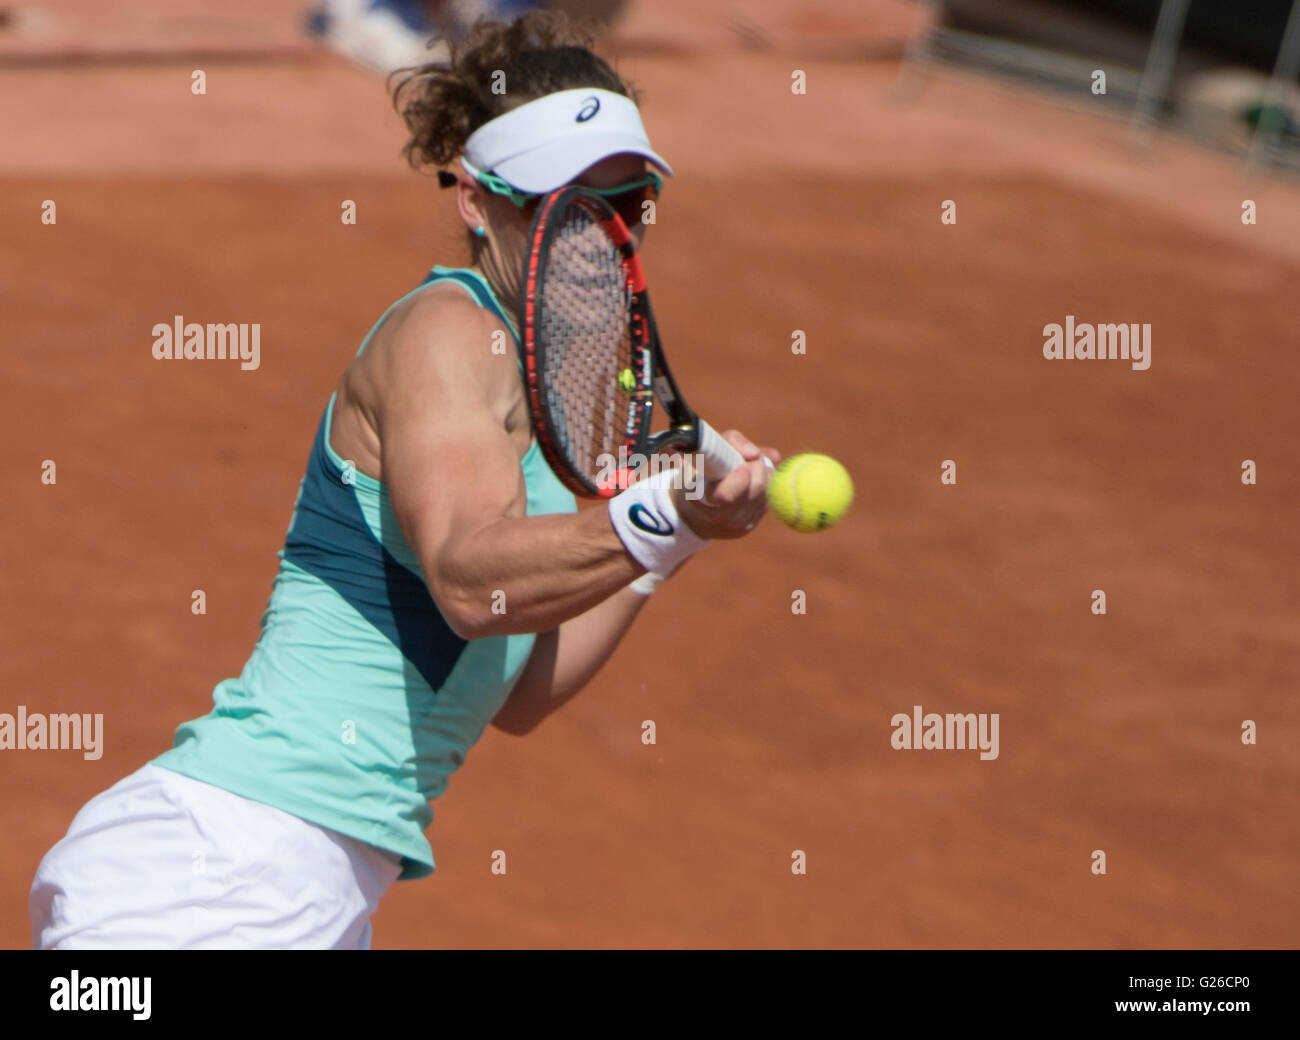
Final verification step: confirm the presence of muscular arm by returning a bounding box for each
[372,284,776,731]
[378,289,644,641]
[491,586,648,735]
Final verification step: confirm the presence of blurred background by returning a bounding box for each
[2,1,1297,949]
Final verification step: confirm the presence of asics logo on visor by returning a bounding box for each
[629,504,673,536]
[576,96,600,122]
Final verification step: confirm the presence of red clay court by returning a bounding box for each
[1,0,1297,947]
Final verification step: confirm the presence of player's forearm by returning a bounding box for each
[492,586,647,734]
[429,507,643,639]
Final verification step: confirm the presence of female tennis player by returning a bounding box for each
[29,13,777,949]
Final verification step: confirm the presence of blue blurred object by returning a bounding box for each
[367,0,434,32]
[306,1,547,73]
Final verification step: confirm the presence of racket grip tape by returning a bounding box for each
[696,421,748,481]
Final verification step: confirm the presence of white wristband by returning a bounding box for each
[628,571,664,596]
[608,469,709,580]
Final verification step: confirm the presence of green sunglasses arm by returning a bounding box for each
[458,156,663,206]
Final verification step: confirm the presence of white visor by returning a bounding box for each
[463,87,673,194]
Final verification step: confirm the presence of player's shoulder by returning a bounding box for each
[375,280,508,371]
[393,278,503,341]
[363,277,517,415]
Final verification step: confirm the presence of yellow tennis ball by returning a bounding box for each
[618,367,636,392]
[767,453,853,533]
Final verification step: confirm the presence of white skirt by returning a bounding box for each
[29,763,402,949]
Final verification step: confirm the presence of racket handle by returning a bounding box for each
[696,421,748,481]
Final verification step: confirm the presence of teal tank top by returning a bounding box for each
[153,267,577,880]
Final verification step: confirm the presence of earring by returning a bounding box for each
[473,226,486,238]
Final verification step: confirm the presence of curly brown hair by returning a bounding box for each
[392,11,638,172]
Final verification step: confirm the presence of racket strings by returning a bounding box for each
[536,206,636,482]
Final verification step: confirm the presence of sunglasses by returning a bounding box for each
[439,158,663,229]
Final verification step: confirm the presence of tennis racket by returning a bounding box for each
[519,185,746,499]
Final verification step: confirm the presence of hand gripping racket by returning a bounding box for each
[519,186,746,499]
